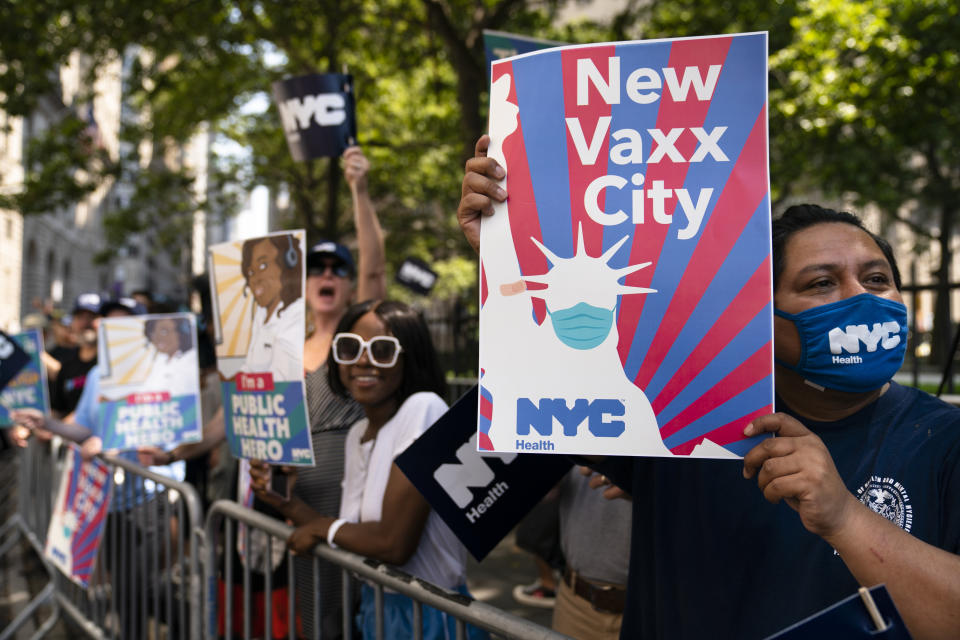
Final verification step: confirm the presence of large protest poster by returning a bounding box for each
[96,313,202,450]
[45,444,112,587]
[479,33,774,458]
[397,386,571,560]
[0,329,50,426]
[209,231,315,466]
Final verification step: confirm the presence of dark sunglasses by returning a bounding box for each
[332,333,403,368]
[308,260,351,278]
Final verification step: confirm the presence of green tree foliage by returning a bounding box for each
[770,0,960,359]
[2,0,645,306]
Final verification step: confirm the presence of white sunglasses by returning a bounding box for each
[332,333,403,368]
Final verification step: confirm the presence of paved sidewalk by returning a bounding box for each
[467,530,555,631]
[0,536,75,639]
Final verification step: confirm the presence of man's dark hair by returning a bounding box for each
[240,234,303,318]
[772,204,902,291]
[328,299,446,404]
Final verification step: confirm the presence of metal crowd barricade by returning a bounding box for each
[0,440,60,640]
[205,499,570,640]
[49,449,207,640]
[1,437,206,640]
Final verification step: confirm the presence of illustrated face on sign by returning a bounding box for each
[524,226,656,350]
[147,318,180,357]
[246,239,284,317]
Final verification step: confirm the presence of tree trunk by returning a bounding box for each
[422,0,487,162]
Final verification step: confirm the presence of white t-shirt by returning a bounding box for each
[242,297,304,382]
[340,391,466,588]
[142,349,197,397]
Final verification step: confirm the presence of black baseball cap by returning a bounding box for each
[306,240,356,277]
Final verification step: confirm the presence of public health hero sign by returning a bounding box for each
[478,33,774,458]
[273,73,357,160]
[209,231,314,466]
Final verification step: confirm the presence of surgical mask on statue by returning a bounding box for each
[547,302,615,350]
[774,293,908,393]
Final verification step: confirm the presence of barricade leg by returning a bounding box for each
[0,443,60,640]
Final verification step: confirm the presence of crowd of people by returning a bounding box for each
[2,131,959,640]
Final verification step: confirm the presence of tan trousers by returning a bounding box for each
[551,579,624,640]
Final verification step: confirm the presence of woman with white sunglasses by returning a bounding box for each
[258,299,488,640]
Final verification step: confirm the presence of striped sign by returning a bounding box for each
[478,33,773,458]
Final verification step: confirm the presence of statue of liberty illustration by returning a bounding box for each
[479,71,671,456]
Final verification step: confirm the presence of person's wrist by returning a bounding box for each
[326,518,347,549]
[820,492,864,544]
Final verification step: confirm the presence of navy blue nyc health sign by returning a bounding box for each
[397,386,571,561]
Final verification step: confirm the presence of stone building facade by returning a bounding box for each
[0,49,211,332]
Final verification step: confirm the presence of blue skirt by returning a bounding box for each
[358,584,492,640]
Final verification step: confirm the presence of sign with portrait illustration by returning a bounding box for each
[45,444,113,587]
[273,73,357,161]
[479,33,774,457]
[208,231,315,466]
[0,329,50,426]
[96,313,202,450]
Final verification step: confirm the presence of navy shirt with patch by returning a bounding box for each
[600,382,960,640]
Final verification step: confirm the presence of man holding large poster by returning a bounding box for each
[458,34,960,640]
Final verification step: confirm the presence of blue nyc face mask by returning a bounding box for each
[774,293,908,393]
[547,302,615,350]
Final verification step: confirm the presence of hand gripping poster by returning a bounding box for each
[45,444,112,587]
[479,33,774,458]
[209,231,315,466]
[97,313,203,449]
[0,329,50,426]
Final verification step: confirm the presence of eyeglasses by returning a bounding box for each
[308,260,351,278]
[332,333,403,368]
